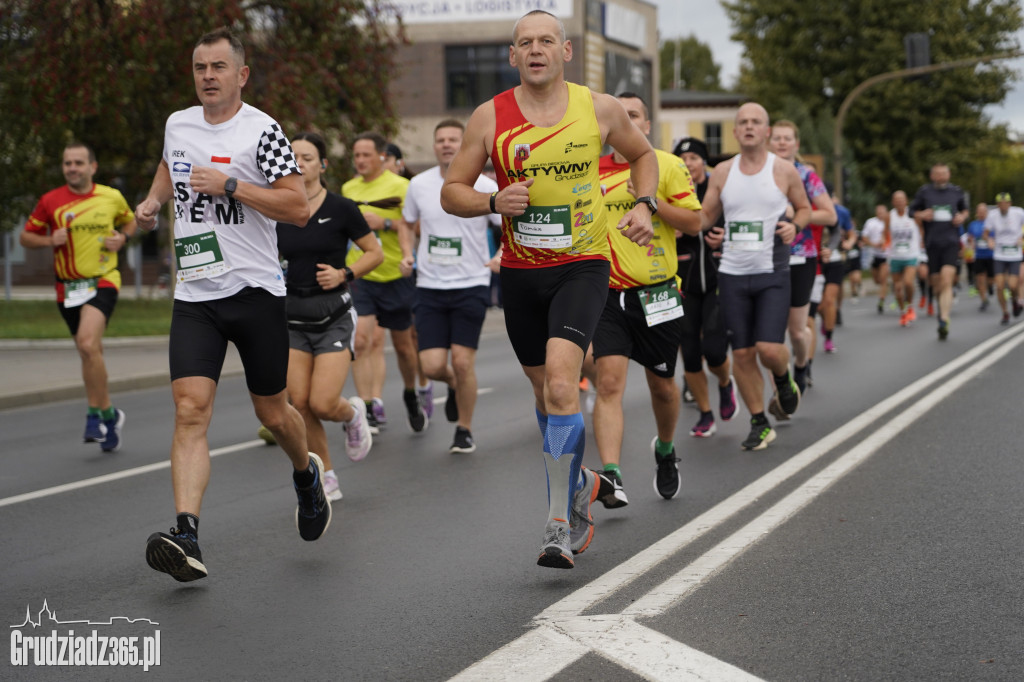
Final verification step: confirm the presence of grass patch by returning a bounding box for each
[0,299,173,338]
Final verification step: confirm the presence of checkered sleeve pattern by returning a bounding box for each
[257,123,299,183]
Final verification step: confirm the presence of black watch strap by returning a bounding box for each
[224,177,238,199]
[343,266,355,282]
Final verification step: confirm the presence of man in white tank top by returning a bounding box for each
[698,103,811,451]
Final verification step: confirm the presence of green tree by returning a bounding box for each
[0,0,404,234]
[660,36,725,91]
[724,0,1023,204]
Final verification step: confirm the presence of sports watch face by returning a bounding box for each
[636,196,658,214]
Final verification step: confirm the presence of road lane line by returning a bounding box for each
[454,324,1024,678]
[0,440,264,508]
[623,325,1024,616]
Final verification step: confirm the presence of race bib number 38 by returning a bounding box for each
[512,205,572,249]
[175,231,229,282]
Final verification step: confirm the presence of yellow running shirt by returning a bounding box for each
[491,83,609,268]
[599,149,700,289]
[342,170,409,283]
[24,183,134,301]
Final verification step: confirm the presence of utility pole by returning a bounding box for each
[832,50,1022,204]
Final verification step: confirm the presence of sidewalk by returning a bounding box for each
[0,306,508,410]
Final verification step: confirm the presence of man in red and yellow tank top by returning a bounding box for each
[591,92,701,508]
[441,10,659,570]
[21,142,137,452]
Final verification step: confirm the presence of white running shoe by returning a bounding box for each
[323,470,343,501]
[344,397,372,462]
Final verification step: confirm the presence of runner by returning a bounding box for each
[135,28,330,582]
[20,142,137,453]
[884,190,921,327]
[277,132,381,500]
[343,132,428,433]
[591,92,701,507]
[768,120,836,393]
[818,189,855,353]
[440,10,658,568]
[403,119,502,454]
[672,137,735,439]
[910,163,969,340]
[698,102,810,451]
[983,192,1024,324]
[966,203,993,312]
[860,204,890,314]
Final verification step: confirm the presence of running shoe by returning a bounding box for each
[1002,313,1010,325]
[100,408,126,453]
[918,295,926,310]
[652,437,681,500]
[906,307,917,323]
[682,379,695,404]
[900,310,909,327]
[980,299,989,312]
[596,469,629,509]
[295,453,332,541]
[569,468,598,554]
[938,319,949,341]
[1014,300,1023,318]
[403,390,428,433]
[767,394,791,422]
[365,405,380,436]
[417,381,434,419]
[776,372,801,415]
[805,360,814,388]
[323,470,343,501]
[537,519,573,569]
[145,528,207,582]
[257,424,277,445]
[927,302,935,317]
[578,377,591,392]
[343,397,372,462]
[741,419,776,451]
[824,338,837,353]
[371,398,387,426]
[445,386,459,422]
[449,426,476,454]
[877,300,884,314]
[793,364,808,393]
[719,379,737,421]
[83,414,106,443]
[690,411,716,438]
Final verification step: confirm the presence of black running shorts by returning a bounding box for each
[592,285,681,378]
[58,287,118,337]
[500,259,610,367]
[718,270,790,349]
[789,258,817,307]
[822,260,845,286]
[169,287,289,396]
[926,242,959,274]
[350,276,417,331]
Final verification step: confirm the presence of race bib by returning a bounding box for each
[932,205,953,222]
[638,280,683,327]
[512,205,572,249]
[64,278,98,308]
[726,220,764,251]
[789,255,807,265]
[175,231,229,282]
[892,242,913,258]
[427,235,463,265]
[999,244,1020,257]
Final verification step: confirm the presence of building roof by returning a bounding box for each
[660,89,748,108]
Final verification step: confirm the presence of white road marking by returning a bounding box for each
[0,440,264,509]
[431,386,494,405]
[452,323,1024,679]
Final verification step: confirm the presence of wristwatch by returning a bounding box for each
[342,266,355,282]
[224,176,238,199]
[383,219,393,231]
[634,196,658,215]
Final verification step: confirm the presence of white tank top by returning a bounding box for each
[719,152,789,275]
[888,209,920,259]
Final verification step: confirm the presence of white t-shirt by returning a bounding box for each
[163,103,299,302]
[861,216,885,260]
[888,209,920,260]
[403,167,499,290]
[984,206,1024,262]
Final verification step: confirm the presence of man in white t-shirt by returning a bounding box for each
[134,28,330,583]
[404,119,501,454]
[983,192,1024,323]
[860,204,890,313]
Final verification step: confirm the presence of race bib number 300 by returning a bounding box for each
[638,280,683,327]
[512,205,572,249]
[726,220,765,251]
[175,231,229,282]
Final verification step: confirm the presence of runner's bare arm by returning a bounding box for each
[135,160,174,231]
[189,167,308,227]
[597,93,657,245]
[442,102,498,218]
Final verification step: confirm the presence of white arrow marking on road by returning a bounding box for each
[452,323,1024,680]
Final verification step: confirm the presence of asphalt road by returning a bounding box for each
[3,295,1023,681]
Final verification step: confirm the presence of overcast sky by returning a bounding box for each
[652,0,1024,135]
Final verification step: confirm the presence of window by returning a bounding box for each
[704,122,722,157]
[446,45,520,110]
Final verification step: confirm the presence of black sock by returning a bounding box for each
[176,512,199,537]
[772,370,790,387]
[403,388,416,400]
[824,329,833,340]
[751,411,768,425]
[293,461,316,488]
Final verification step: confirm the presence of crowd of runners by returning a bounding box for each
[21,13,1023,579]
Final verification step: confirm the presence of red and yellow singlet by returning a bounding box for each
[25,184,134,301]
[599,149,700,289]
[491,83,610,268]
